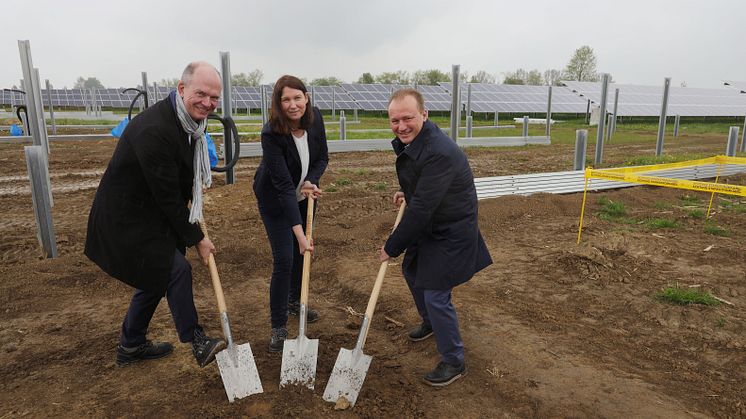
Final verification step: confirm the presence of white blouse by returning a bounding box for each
[293,130,310,202]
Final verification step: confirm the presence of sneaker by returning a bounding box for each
[116,340,173,366]
[424,361,467,387]
[288,301,320,323]
[268,327,288,353]
[192,329,225,368]
[408,323,433,342]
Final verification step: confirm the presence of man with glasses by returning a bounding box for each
[85,62,225,368]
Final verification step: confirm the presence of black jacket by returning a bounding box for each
[85,94,204,293]
[253,107,328,226]
[384,120,492,290]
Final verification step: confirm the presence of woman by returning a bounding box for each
[253,75,328,352]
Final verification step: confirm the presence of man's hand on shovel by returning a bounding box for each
[301,181,323,199]
[196,237,216,266]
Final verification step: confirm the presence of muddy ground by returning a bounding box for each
[1,130,745,418]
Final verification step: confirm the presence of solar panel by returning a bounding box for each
[439,82,588,114]
[562,81,746,117]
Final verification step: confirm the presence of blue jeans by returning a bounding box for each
[120,249,201,347]
[259,198,313,329]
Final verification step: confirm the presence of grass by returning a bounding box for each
[679,194,701,205]
[335,177,352,186]
[715,317,726,328]
[704,223,730,237]
[720,199,746,214]
[645,218,679,229]
[623,154,705,167]
[654,201,672,210]
[370,181,387,191]
[655,285,720,306]
[596,197,626,218]
[686,209,705,219]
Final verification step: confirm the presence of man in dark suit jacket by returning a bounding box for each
[380,88,492,387]
[85,62,225,368]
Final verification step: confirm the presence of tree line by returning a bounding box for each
[70,45,603,89]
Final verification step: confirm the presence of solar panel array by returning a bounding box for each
[439,83,588,113]
[562,81,746,117]
[5,81,745,117]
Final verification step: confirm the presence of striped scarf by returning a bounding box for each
[174,93,211,224]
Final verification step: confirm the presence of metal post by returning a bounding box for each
[25,145,57,258]
[726,126,739,157]
[546,85,553,137]
[260,85,268,126]
[310,85,315,107]
[605,114,613,141]
[31,69,50,154]
[449,64,461,142]
[585,99,591,124]
[89,88,96,118]
[611,88,619,134]
[466,83,472,116]
[339,110,346,140]
[494,111,499,127]
[220,51,235,185]
[673,114,681,137]
[466,115,473,138]
[594,73,610,165]
[152,82,159,102]
[45,79,56,135]
[741,114,746,152]
[331,86,336,121]
[522,116,529,137]
[18,41,49,154]
[574,130,588,170]
[353,107,358,122]
[141,72,149,108]
[655,77,671,157]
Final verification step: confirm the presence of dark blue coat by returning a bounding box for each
[384,120,492,290]
[253,107,328,227]
[85,94,204,294]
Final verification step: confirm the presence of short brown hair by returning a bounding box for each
[388,88,425,112]
[269,75,314,135]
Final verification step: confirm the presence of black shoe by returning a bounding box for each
[116,340,173,366]
[268,327,288,353]
[408,323,433,342]
[288,301,320,323]
[192,329,225,368]
[424,361,466,387]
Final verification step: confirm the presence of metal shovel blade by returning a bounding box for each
[280,334,319,389]
[215,343,263,402]
[322,347,372,407]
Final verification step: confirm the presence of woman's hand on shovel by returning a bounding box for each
[293,224,315,256]
[301,181,322,199]
[196,237,216,265]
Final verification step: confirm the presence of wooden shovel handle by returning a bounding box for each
[299,197,315,306]
[199,220,228,314]
[361,202,406,344]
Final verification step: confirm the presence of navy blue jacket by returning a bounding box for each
[85,94,204,293]
[253,106,328,226]
[384,120,492,290]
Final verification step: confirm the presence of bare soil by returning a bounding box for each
[1,132,745,418]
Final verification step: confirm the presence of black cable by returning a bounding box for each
[207,113,240,172]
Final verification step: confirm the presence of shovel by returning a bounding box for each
[200,221,263,402]
[323,201,406,407]
[280,196,319,389]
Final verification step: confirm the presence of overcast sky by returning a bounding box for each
[3,0,744,90]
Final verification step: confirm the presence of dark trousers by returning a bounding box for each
[404,271,465,366]
[120,249,201,347]
[259,198,313,329]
